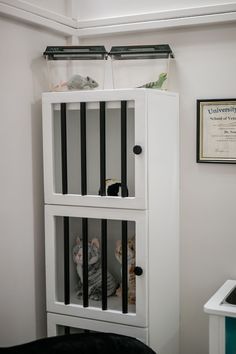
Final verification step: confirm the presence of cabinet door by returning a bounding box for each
[43,89,147,209]
[45,205,148,327]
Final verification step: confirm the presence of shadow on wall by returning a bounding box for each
[31,56,49,98]
[31,52,49,338]
[31,99,47,338]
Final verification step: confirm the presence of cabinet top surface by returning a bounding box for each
[42,88,178,102]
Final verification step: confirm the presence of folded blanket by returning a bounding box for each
[0,332,157,354]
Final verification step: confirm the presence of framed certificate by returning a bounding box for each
[197,99,236,163]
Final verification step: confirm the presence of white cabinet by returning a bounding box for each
[204,280,236,354]
[42,89,179,354]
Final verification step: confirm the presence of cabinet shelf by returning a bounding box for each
[69,293,136,314]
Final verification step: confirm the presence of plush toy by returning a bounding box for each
[115,237,136,304]
[98,178,128,197]
[138,72,167,89]
[53,74,98,91]
[73,237,118,301]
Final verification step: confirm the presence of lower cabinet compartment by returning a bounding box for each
[47,312,148,344]
[45,205,148,327]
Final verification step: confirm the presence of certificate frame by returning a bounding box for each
[197,98,236,163]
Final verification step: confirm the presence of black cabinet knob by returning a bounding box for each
[134,266,143,276]
[133,145,142,155]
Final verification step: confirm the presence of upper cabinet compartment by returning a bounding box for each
[43,46,107,92]
[42,89,147,209]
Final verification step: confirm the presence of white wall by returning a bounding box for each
[0,16,66,346]
[1,2,236,354]
[80,22,236,354]
[23,0,68,16]
[77,0,233,20]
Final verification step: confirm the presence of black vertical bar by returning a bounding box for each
[122,220,128,314]
[64,326,70,335]
[121,101,128,197]
[82,218,88,307]
[80,102,87,195]
[100,102,106,196]
[101,219,107,310]
[64,216,70,305]
[61,103,68,194]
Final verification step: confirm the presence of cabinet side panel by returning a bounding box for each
[147,92,179,354]
[209,315,225,354]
